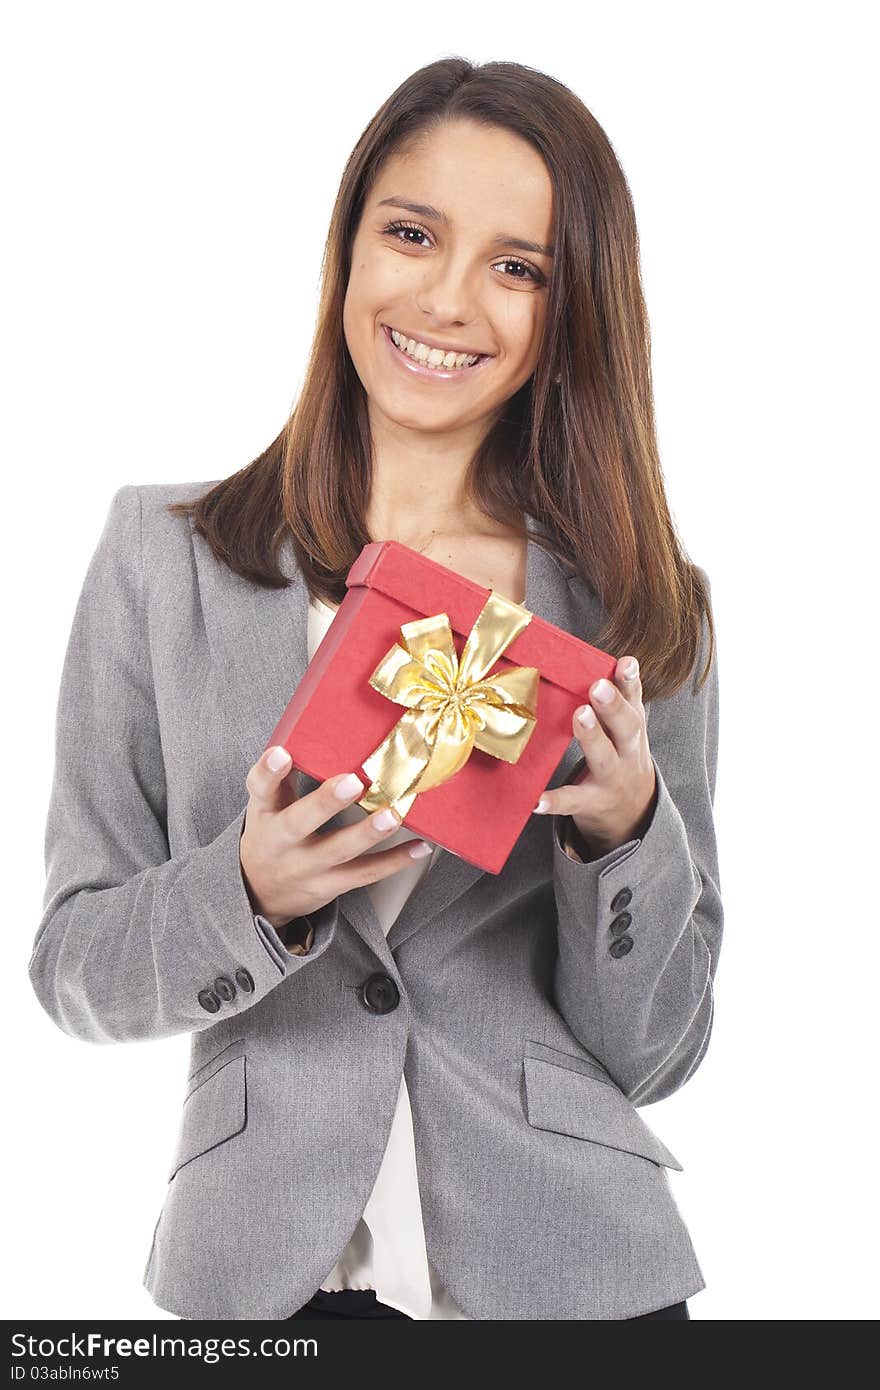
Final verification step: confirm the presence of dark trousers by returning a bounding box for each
[288,1289,690,1320]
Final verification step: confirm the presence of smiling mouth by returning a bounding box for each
[384,324,491,371]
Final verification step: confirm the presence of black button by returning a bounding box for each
[235,967,255,994]
[213,975,236,1002]
[609,912,632,938]
[197,988,221,1013]
[609,935,634,958]
[360,972,400,1015]
[610,888,632,911]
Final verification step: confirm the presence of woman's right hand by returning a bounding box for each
[238,746,432,929]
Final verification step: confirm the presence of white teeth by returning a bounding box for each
[389,327,481,369]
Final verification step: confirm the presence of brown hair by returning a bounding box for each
[167,56,715,701]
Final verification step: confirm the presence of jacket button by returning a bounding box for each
[609,935,634,958]
[610,888,632,911]
[360,972,400,1014]
[234,967,255,994]
[213,975,236,1002]
[609,911,632,937]
[197,988,221,1013]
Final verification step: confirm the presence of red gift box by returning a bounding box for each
[266,540,617,874]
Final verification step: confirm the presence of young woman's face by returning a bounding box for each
[342,119,555,436]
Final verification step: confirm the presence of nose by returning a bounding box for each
[415,253,480,331]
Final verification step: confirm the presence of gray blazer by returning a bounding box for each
[29,481,723,1321]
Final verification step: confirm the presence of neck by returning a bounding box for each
[365,402,499,544]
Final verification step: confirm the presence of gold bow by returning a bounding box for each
[357,590,540,820]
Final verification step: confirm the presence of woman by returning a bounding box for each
[29,58,721,1321]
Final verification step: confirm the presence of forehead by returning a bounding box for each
[369,120,554,242]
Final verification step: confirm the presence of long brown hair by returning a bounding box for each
[167,56,715,700]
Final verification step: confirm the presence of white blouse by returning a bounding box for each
[308,594,470,1320]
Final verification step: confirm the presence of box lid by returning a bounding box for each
[345,539,614,698]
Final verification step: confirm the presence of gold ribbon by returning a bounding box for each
[357,590,540,820]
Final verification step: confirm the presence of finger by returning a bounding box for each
[570,698,616,776]
[321,836,434,896]
[615,655,644,711]
[245,745,300,812]
[579,674,642,756]
[282,769,370,842]
[309,800,407,870]
[531,691,618,818]
[534,778,600,820]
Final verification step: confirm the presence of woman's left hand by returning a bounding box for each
[533,657,657,856]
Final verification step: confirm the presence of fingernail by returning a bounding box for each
[576,704,597,729]
[533,797,550,814]
[622,659,639,681]
[267,746,291,772]
[592,678,614,703]
[334,772,364,800]
[408,839,432,859]
[373,807,399,831]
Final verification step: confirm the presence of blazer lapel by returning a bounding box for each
[192,512,597,963]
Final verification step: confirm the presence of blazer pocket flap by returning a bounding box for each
[168,1053,248,1181]
[523,1053,683,1170]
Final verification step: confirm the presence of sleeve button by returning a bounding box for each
[610,888,632,911]
[234,967,255,994]
[609,935,634,958]
[609,911,632,938]
[213,975,236,1002]
[197,988,221,1013]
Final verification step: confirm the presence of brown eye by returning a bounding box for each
[493,257,545,285]
[381,220,432,247]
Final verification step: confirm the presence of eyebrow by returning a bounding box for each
[375,196,555,259]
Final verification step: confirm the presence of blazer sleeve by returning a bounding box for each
[28,485,339,1044]
[550,567,722,1106]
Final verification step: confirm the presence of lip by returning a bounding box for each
[380,323,494,383]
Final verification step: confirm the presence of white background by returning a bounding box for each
[3,1,877,1322]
